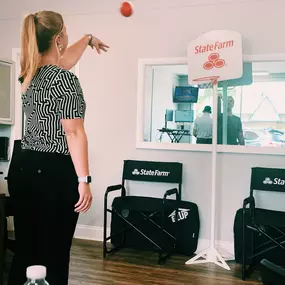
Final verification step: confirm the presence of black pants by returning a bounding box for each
[196,138,212,144]
[7,149,79,285]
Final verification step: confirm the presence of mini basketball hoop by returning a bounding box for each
[185,30,243,272]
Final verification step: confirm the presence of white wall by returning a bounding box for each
[1,0,285,249]
[151,66,176,142]
[143,66,154,142]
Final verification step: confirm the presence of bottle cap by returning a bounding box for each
[26,265,47,279]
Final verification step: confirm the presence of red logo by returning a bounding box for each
[203,53,225,70]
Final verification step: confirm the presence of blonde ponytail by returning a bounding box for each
[20,14,39,91]
[19,11,64,90]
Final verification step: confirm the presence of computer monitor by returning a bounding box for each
[165,109,173,122]
[164,109,173,129]
[174,110,194,123]
[173,86,199,103]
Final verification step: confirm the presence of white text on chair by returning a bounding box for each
[132,168,170,177]
[168,208,190,223]
[263,177,285,186]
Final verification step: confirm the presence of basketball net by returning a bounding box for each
[193,76,219,89]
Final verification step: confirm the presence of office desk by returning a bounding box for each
[158,128,191,143]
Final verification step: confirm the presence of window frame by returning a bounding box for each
[0,59,15,125]
[136,54,285,155]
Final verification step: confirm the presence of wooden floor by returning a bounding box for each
[5,239,263,285]
[69,239,262,285]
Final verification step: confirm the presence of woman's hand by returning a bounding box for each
[75,182,93,213]
[90,36,110,54]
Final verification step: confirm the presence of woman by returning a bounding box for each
[7,10,109,285]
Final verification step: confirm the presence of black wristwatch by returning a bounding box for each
[85,34,93,47]
[78,175,92,184]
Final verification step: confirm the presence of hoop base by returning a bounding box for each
[185,246,231,271]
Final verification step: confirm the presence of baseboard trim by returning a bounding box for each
[74,224,235,260]
[74,225,110,241]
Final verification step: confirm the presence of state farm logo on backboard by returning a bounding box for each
[187,30,243,84]
[203,53,225,70]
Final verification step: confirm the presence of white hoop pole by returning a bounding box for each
[222,84,228,144]
[185,79,231,270]
[211,80,218,248]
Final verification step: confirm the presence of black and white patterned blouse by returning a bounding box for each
[21,65,86,155]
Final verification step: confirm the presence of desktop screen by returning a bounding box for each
[173,86,199,103]
[175,110,194,123]
[165,109,174,122]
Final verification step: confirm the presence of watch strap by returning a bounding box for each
[85,34,93,48]
[78,176,92,184]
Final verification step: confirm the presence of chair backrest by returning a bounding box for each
[250,167,285,197]
[122,160,183,199]
[260,259,285,285]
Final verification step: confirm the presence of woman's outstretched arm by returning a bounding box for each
[59,35,110,70]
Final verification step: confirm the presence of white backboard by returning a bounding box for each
[187,30,243,84]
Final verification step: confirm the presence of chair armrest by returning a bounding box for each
[104,184,126,198]
[243,196,256,224]
[162,188,179,226]
[163,188,178,200]
[243,196,255,209]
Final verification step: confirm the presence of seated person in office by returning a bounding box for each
[218,96,245,145]
[193,105,212,144]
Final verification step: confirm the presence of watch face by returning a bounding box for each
[87,176,92,183]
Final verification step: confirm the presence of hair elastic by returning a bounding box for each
[33,14,38,24]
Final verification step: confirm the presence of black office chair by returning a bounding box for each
[103,160,183,264]
[242,167,285,280]
[260,259,285,285]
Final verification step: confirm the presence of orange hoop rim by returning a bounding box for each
[192,76,220,85]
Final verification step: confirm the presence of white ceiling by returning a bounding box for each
[0,0,256,20]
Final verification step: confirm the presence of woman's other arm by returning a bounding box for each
[61,118,92,213]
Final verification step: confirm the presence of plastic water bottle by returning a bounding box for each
[24,265,49,285]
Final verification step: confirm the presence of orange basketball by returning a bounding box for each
[120,2,133,17]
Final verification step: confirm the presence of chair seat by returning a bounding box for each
[112,196,176,212]
[255,208,285,227]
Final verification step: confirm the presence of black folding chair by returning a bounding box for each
[242,167,285,280]
[103,160,182,264]
[260,259,285,285]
